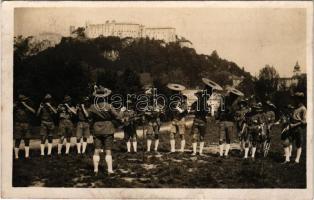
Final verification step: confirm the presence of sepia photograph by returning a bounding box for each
[1,1,313,199]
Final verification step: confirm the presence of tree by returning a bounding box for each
[237,76,255,96]
[255,65,280,101]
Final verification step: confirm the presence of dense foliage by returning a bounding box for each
[14,36,251,104]
[14,34,306,108]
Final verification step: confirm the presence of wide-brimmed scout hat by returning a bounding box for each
[202,78,223,91]
[93,86,112,97]
[166,83,186,91]
[227,87,244,97]
[63,95,72,103]
[44,93,52,99]
[18,94,29,101]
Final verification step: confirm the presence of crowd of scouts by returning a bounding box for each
[13,78,307,175]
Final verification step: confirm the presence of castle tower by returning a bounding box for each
[293,61,301,77]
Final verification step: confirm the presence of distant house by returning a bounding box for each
[277,61,306,91]
[177,37,193,48]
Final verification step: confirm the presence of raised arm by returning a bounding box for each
[21,101,36,114]
[36,103,44,116]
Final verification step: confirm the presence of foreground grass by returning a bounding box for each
[13,122,306,188]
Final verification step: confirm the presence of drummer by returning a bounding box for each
[167,83,188,153]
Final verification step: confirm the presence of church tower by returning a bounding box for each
[293,61,301,77]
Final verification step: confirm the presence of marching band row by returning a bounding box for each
[13,78,306,174]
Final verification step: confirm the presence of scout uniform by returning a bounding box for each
[76,97,91,154]
[121,106,138,153]
[13,95,35,159]
[281,105,295,163]
[190,78,223,156]
[145,106,162,153]
[234,99,250,152]
[288,92,306,164]
[167,83,188,153]
[37,94,57,156]
[57,95,76,155]
[244,104,263,160]
[90,86,121,174]
[217,87,243,158]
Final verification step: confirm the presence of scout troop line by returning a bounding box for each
[13,78,307,175]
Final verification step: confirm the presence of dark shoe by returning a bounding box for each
[281,160,290,165]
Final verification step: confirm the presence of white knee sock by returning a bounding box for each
[65,143,71,154]
[105,155,113,173]
[284,147,290,161]
[133,141,137,152]
[244,148,249,158]
[82,142,87,153]
[25,146,29,158]
[224,144,230,156]
[170,139,175,152]
[192,142,197,154]
[40,144,45,156]
[93,155,100,173]
[199,142,204,155]
[289,144,293,157]
[14,148,19,159]
[47,143,52,155]
[154,139,159,151]
[58,144,62,154]
[252,147,257,158]
[126,141,131,152]
[147,139,152,152]
[77,142,81,154]
[295,148,302,163]
[180,140,186,152]
[219,144,224,156]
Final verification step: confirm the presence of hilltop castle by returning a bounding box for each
[70,20,177,43]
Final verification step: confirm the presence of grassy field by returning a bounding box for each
[12,119,306,188]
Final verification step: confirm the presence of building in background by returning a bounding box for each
[143,27,176,43]
[72,20,177,43]
[177,37,193,48]
[277,61,306,90]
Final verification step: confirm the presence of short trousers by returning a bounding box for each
[76,121,90,138]
[14,122,31,139]
[191,118,207,141]
[170,118,185,135]
[94,134,114,150]
[219,121,235,142]
[40,121,55,137]
[124,124,137,139]
[290,126,306,148]
[146,121,160,135]
[58,119,74,137]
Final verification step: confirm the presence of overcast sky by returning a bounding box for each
[15,7,307,77]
